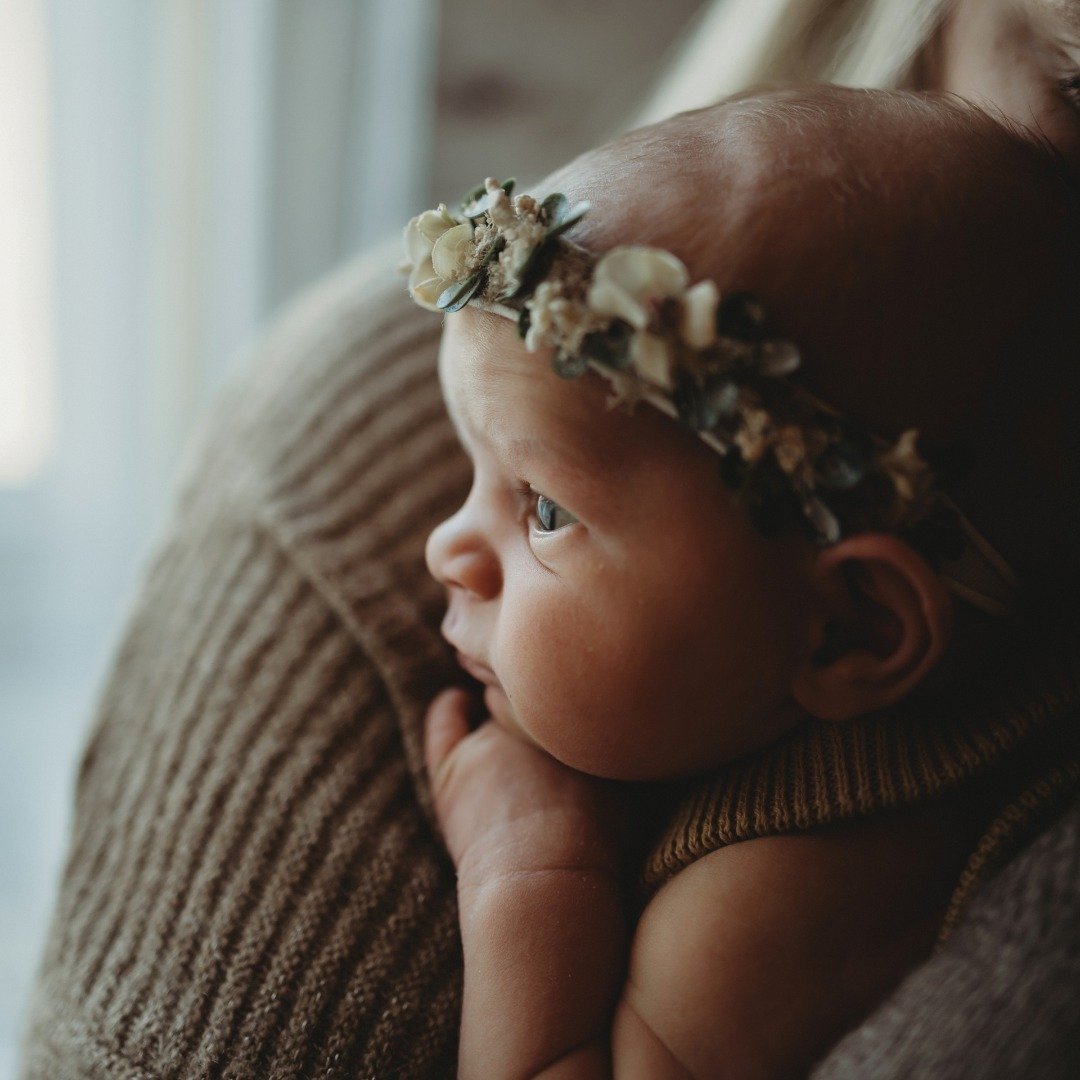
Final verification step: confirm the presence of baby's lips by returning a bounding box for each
[483,685,524,737]
[455,651,499,687]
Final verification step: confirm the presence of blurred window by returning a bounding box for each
[0,0,54,488]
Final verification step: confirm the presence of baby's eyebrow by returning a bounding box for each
[505,435,610,495]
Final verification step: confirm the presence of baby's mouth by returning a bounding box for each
[481,683,524,737]
[451,652,523,733]
[454,650,499,688]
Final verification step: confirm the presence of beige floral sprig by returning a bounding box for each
[401,178,587,314]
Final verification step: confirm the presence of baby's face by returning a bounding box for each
[425,309,817,781]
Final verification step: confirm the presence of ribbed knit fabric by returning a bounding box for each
[20,244,1080,1077]
[811,797,1080,1080]
[20,247,470,1080]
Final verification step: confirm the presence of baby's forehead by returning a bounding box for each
[440,309,698,477]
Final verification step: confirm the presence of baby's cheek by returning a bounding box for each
[499,595,675,780]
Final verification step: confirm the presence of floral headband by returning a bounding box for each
[402,177,1018,615]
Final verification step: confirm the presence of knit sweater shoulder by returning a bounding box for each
[20,249,1080,1079]
[21,249,471,1080]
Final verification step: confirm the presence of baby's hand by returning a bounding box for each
[424,687,626,890]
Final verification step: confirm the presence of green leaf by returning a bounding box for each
[815,427,873,490]
[540,194,589,234]
[437,274,483,313]
[540,192,568,226]
[459,181,487,213]
[804,497,841,544]
[497,198,587,302]
[481,235,506,266]
[552,351,588,378]
[755,339,800,377]
[545,201,590,240]
[673,370,709,430]
[717,292,767,341]
[501,241,555,301]
[581,321,632,369]
[461,178,517,220]
[704,377,740,421]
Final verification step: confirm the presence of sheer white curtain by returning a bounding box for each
[0,0,435,1068]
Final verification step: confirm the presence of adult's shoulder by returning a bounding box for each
[168,240,470,756]
[19,244,468,1079]
[811,797,1080,1079]
[174,240,456,549]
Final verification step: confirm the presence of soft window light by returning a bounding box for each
[0,0,54,488]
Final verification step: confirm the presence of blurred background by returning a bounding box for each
[0,0,714,1070]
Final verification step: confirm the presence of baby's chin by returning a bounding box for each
[486,687,626,777]
[501,694,664,781]
[483,685,529,740]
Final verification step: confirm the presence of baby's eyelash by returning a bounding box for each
[514,482,538,519]
[1059,72,1080,110]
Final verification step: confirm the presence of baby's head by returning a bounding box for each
[416,86,1080,781]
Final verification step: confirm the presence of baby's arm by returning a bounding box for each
[425,688,630,1076]
[426,689,957,1079]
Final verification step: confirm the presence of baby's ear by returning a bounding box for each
[792,533,954,722]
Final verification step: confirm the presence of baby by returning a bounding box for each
[405,87,1080,1077]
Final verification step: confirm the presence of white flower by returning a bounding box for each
[734,405,773,463]
[485,178,517,228]
[523,278,604,356]
[773,426,806,476]
[523,280,564,351]
[680,280,720,349]
[629,332,675,391]
[806,498,841,544]
[754,339,801,377]
[431,223,474,279]
[402,208,473,311]
[773,425,824,491]
[880,429,932,505]
[586,246,689,329]
[497,217,547,296]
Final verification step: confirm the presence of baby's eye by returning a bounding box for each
[535,492,578,533]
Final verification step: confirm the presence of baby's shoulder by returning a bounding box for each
[618,806,974,1078]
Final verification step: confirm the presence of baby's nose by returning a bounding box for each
[425,509,502,600]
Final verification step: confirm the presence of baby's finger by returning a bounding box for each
[424,687,473,789]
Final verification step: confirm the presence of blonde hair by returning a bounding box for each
[632,0,952,128]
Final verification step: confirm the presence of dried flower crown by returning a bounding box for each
[402,177,1018,614]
